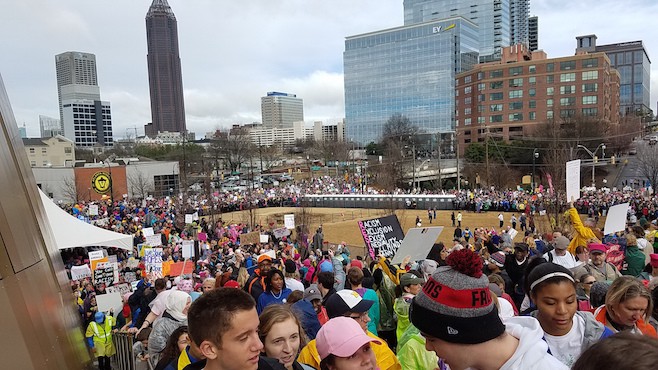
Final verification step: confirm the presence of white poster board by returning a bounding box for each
[604,202,630,235]
[391,227,444,265]
[284,214,295,229]
[182,240,195,259]
[89,204,99,216]
[89,250,104,261]
[145,234,162,247]
[71,264,92,281]
[143,227,154,237]
[185,214,194,224]
[106,283,132,296]
[508,228,519,240]
[96,292,123,314]
[260,234,270,243]
[273,227,291,239]
[566,159,581,201]
[144,248,163,274]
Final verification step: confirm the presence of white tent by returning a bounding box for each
[39,189,133,251]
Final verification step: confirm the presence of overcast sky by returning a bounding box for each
[0,0,656,139]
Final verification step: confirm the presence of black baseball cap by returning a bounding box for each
[325,289,374,319]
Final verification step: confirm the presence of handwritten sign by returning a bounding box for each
[121,271,137,283]
[182,240,195,259]
[71,264,92,281]
[89,250,104,261]
[273,227,291,239]
[106,283,132,296]
[260,234,270,243]
[89,204,99,216]
[93,262,118,287]
[145,234,162,247]
[357,215,404,258]
[144,248,163,274]
[566,159,581,201]
[169,261,195,277]
[143,227,154,237]
[185,214,194,224]
[240,231,261,245]
[284,214,295,229]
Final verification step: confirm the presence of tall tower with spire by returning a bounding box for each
[145,0,186,136]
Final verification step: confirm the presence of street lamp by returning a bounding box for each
[532,148,539,193]
[577,143,606,187]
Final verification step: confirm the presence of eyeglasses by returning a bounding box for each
[348,312,369,322]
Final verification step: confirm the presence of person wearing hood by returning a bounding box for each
[524,259,612,367]
[149,290,192,365]
[246,254,273,301]
[409,249,568,370]
[86,310,117,370]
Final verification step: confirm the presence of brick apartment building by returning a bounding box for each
[455,44,620,154]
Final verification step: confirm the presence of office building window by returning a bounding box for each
[560,109,576,118]
[509,66,523,76]
[490,69,503,78]
[464,118,472,126]
[490,81,503,89]
[490,115,503,123]
[560,61,576,70]
[509,78,523,87]
[529,100,536,108]
[582,71,598,80]
[464,75,472,84]
[582,83,598,93]
[477,83,485,91]
[464,97,472,105]
[529,88,536,97]
[547,99,554,107]
[546,75,554,83]
[490,93,503,101]
[508,113,523,122]
[464,86,472,94]
[464,107,472,115]
[582,58,598,68]
[477,105,485,113]
[582,96,598,105]
[560,85,576,94]
[547,110,554,119]
[546,63,555,72]
[547,87,554,95]
[29,148,35,154]
[560,73,576,82]
[560,97,576,106]
[509,101,523,110]
[529,112,536,120]
[478,117,486,124]
[478,94,486,102]
[509,90,523,99]
[529,76,536,85]
[529,65,536,73]
[490,104,503,112]
[582,108,598,116]
[477,72,484,80]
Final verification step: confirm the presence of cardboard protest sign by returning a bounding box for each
[145,234,162,247]
[566,159,581,201]
[240,231,261,245]
[71,264,92,281]
[284,214,295,229]
[604,202,630,235]
[273,227,291,239]
[144,248,163,274]
[391,227,444,265]
[96,292,123,314]
[357,215,405,258]
[93,262,118,287]
[182,240,195,259]
[106,283,132,296]
[169,261,195,277]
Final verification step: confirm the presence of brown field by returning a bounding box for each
[214,207,594,258]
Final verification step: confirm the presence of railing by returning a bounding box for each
[112,332,139,370]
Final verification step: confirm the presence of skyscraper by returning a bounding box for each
[403,0,532,62]
[145,0,186,136]
[39,115,62,137]
[576,35,652,117]
[344,17,479,144]
[528,16,538,51]
[55,51,113,147]
[261,92,304,128]
[55,51,100,127]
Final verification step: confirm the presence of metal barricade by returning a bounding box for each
[113,332,136,370]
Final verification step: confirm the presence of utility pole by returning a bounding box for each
[456,133,461,192]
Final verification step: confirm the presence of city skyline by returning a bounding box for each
[0,0,656,140]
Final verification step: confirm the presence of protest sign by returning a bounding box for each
[93,262,118,287]
[90,257,108,272]
[144,248,163,274]
[169,261,195,277]
[357,215,404,258]
[566,159,581,201]
[240,231,261,245]
[89,204,99,216]
[107,255,118,264]
[89,250,104,260]
[392,227,444,265]
[185,214,194,224]
[106,283,132,296]
[121,271,137,283]
[71,264,92,281]
[604,202,630,235]
[508,228,519,240]
[145,234,162,247]
[142,227,154,237]
[96,292,123,314]
[273,227,291,239]
[198,232,207,242]
[260,234,269,243]
[182,240,195,259]
[284,214,295,229]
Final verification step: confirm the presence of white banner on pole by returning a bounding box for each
[566,159,581,202]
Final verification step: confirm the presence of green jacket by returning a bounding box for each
[397,325,438,370]
[621,246,645,277]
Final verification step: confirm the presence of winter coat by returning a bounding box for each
[500,316,569,370]
[621,245,646,277]
[530,310,612,351]
[148,312,188,365]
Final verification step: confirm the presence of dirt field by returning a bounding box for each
[214,206,580,258]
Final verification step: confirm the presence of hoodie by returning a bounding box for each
[500,316,568,370]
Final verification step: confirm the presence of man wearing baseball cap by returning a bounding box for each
[297,289,401,370]
[394,273,424,343]
[410,249,567,370]
[584,243,621,282]
[244,254,272,301]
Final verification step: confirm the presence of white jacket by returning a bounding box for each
[500,316,568,370]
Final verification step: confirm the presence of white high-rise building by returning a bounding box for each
[61,99,113,148]
[260,92,304,128]
[39,115,63,137]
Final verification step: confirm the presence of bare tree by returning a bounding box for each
[128,169,154,199]
[60,176,82,203]
[208,128,253,173]
[635,144,658,191]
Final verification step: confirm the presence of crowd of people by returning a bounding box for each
[63,180,658,370]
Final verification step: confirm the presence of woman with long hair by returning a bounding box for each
[258,304,312,370]
[257,268,292,314]
[153,325,189,370]
[594,276,657,337]
[525,258,612,367]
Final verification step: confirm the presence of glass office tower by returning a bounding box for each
[344,17,479,145]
